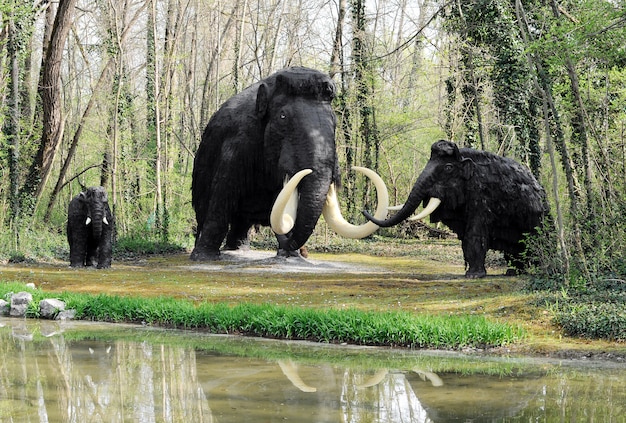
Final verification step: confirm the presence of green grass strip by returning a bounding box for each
[1,282,524,349]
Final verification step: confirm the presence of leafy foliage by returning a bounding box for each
[532,280,626,341]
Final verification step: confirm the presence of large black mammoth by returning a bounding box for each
[191,67,388,260]
[365,140,550,278]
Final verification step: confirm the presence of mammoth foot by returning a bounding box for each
[276,248,305,259]
[190,248,221,261]
[505,268,522,277]
[275,248,313,265]
[465,270,487,279]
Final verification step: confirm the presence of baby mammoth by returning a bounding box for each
[67,186,114,268]
[365,140,550,278]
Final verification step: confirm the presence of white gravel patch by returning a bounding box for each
[183,249,384,274]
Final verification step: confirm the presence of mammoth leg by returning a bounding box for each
[191,220,228,260]
[97,223,113,269]
[191,158,239,260]
[462,235,488,278]
[224,219,251,251]
[504,251,525,276]
[97,245,112,268]
[68,228,87,267]
[85,234,98,267]
[276,234,305,258]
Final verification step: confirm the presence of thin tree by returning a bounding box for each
[145,0,166,240]
[43,1,147,223]
[351,0,380,214]
[4,8,21,250]
[20,0,77,215]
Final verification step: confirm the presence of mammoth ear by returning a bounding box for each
[256,83,269,118]
[460,157,475,180]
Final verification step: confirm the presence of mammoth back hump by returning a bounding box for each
[463,150,547,214]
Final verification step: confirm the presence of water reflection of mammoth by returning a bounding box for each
[277,360,443,392]
[191,66,388,261]
[365,140,550,278]
[406,370,546,420]
[280,362,547,421]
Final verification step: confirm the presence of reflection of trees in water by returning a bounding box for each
[3,326,442,422]
[1,321,213,422]
[0,320,624,422]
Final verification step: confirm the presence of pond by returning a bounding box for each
[0,317,624,422]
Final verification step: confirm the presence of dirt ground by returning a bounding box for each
[1,244,624,362]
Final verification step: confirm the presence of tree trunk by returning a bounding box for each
[329,0,346,79]
[43,2,146,223]
[515,0,589,282]
[5,12,21,249]
[21,0,77,215]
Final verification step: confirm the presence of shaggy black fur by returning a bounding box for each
[191,67,339,260]
[67,186,114,268]
[365,140,550,278]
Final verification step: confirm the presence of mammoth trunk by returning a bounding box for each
[272,167,389,247]
[277,178,328,252]
[87,207,110,240]
[367,178,429,227]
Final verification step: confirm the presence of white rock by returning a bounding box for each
[39,299,66,319]
[0,299,8,316]
[10,292,33,317]
[55,309,76,320]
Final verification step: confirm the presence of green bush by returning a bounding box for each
[532,280,626,341]
[553,301,625,341]
[0,225,67,263]
[114,234,186,257]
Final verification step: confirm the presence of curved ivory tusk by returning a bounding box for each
[103,216,109,225]
[408,197,442,221]
[322,166,389,239]
[413,368,444,387]
[85,217,92,225]
[278,360,317,393]
[387,204,404,211]
[270,169,313,235]
[356,369,389,389]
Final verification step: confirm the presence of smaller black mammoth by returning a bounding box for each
[67,186,114,269]
[365,140,550,278]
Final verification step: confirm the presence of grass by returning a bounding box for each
[0,283,524,349]
[0,234,624,357]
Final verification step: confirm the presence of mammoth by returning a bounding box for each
[364,140,549,278]
[67,186,114,268]
[191,67,388,260]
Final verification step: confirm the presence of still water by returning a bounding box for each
[0,317,624,423]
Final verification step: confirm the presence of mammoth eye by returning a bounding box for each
[444,163,454,172]
[279,112,287,119]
